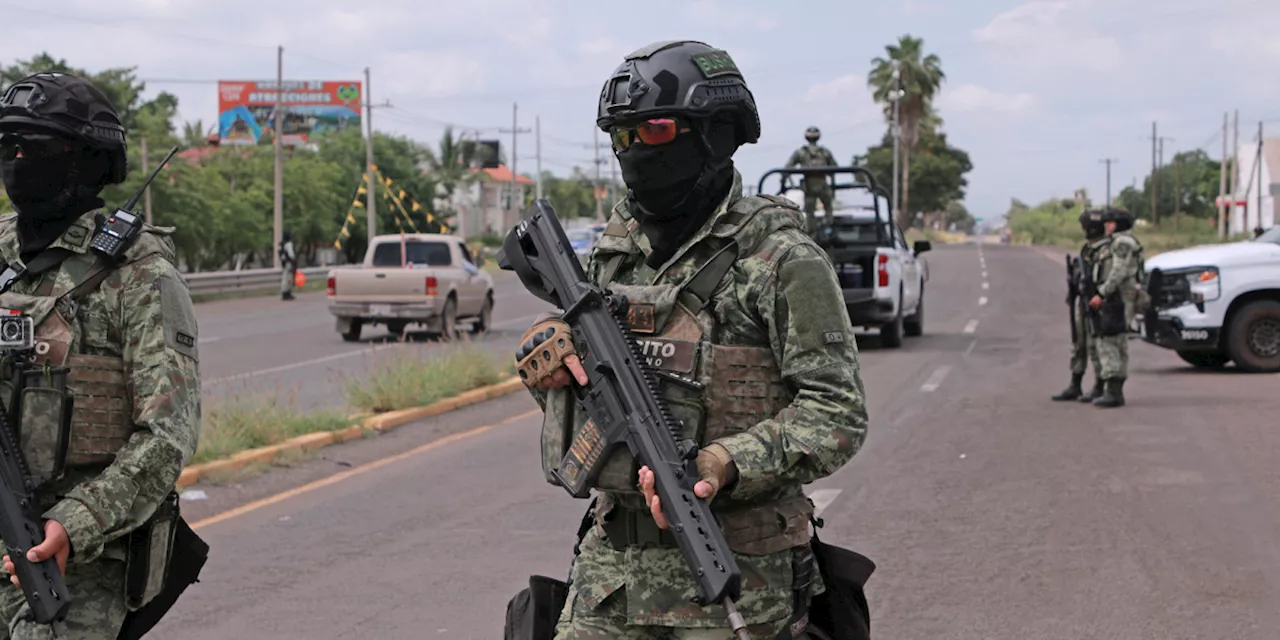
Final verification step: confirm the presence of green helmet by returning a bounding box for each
[596,40,760,146]
[0,72,128,184]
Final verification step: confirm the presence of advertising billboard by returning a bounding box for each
[217,80,362,146]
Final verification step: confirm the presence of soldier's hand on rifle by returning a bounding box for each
[515,317,588,389]
[638,444,737,530]
[3,520,69,586]
[1089,295,1102,310]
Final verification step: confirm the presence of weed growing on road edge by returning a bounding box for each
[194,389,355,464]
[343,342,508,413]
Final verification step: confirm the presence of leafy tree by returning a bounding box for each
[860,125,971,220]
[868,35,945,227]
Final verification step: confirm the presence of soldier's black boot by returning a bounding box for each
[1079,377,1103,403]
[1092,378,1124,408]
[1051,373,1084,401]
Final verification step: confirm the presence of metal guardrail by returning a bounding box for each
[183,266,334,296]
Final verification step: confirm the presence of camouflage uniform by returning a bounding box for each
[784,144,836,231]
[1093,231,1141,380]
[0,209,200,639]
[1070,237,1109,379]
[533,170,868,639]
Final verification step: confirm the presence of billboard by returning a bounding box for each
[217,80,362,146]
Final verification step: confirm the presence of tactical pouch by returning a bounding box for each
[118,512,209,640]
[806,520,875,640]
[503,575,569,640]
[17,366,72,485]
[1099,295,1128,336]
[124,492,179,611]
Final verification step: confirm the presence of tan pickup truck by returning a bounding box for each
[326,233,495,341]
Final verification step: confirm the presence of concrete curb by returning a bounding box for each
[177,376,526,487]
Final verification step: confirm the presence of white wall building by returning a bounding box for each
[1228,137,1279,235]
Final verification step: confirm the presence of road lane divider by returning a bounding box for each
[178,376,527,488]
[920,366,952,393]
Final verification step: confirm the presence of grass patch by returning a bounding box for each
[906,228,967,245]
[190,277,328,304]
[193,390,355,465]
[1008,204,1249,257]
[343,343,511,413]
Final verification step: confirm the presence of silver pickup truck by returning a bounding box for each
[326,234,495,341]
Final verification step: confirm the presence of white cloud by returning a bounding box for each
[939,84,1036,114]
[971,0,1122,71]
[688,0,778,32]
[902,0,937,16]
[374,51,487,98]
[804,74,869,103]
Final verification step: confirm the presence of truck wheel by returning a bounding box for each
[1176,350,1231,369]
[341,320,363,343]
[880,294,905,349]
[1224,299,1280,372]
[904,287,924,337]
[438,296,458,341]
[472,294,493,335]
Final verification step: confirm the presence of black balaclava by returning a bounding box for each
[0,139,108,258]
[616,116,738,267]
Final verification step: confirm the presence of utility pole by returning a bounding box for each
[1174,153,1182,232]
[593,128,605,221]
[1219,111,1229,239]
[535,115,543,201]
[1099,157,1118,207]
[363,66,378,243]
[273,45,284,269]
[140,136,153,225]
[499,103,531,221]
[1228,110,1239,235]
[890,59,903,222]
[1149,122,1157,227]
[1257,121,1264,233]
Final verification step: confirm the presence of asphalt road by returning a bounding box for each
[196,269,552,411]
[152,242,1280,639]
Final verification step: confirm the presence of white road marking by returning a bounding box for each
[964,339,977,355]
[921,366,952,392]
[982,282,990,290]
[982,271,988,278]
[979,296,988,306]
[964,319,979,334]
[199,336,222,345]
[807,489,842,518]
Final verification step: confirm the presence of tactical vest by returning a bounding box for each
[544,194,815,555]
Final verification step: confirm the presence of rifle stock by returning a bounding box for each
[499,200,747,624]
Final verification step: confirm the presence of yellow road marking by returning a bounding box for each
[190,409,541,530]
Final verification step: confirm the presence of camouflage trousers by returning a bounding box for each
[0,559,126,639]
[1095,333,1128,380]
[801,186,833,233]
[1070,304,1101,377]
[554,525,799,640]
[281,267,295,294]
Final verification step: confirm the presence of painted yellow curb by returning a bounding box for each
[177,376,525,487]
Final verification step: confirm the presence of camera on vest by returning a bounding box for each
[0,314,34,351]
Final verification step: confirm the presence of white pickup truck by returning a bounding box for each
[1141,227,1280,372]
[327,234,495,341]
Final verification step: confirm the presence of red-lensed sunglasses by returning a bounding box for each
[610,118,690,151]
[0,133,72,162]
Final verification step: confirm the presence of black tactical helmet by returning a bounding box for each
[596,40,760,146]
[805,126,820,141]
[0,72,128,184]
[1101,207,1134,231]
[1079,209,1105,238]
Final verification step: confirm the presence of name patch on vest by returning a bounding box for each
[823,330,845,345]
[175,332,195,348]
[627,303,656,334]
[634,338,696,374]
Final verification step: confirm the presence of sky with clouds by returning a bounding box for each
[2,0,1277,222]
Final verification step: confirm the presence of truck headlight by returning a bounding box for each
[1186,267,1220,303]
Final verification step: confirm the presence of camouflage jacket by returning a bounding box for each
[1096,231,1141,298]
[786,144,837,186]
[0,209,200,565]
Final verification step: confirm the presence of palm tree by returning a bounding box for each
[181,120,210,147]
[869,35,945,228]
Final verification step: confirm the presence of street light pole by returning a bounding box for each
[890,60,902,224]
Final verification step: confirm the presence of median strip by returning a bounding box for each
[179,344,525,487]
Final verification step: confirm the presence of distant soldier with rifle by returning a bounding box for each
[0,72,206,639]
[1086,208,1143,408]
[1052,209,1108,402]
[505,41,871,639]
[785,127,837,233]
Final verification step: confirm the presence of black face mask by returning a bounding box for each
[0,137,106,255]
[617,132,707,220]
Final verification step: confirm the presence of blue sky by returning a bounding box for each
[2,0,1276,222]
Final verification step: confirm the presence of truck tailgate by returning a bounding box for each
[330,268,432,302]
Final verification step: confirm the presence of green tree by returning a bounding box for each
[861,125,971,221]
[868,35,946,228]
[945,201,976,234]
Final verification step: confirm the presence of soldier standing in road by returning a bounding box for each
[516,41,868,639]
[1088,208,1142,408]
[1107,208,1145,330]
[785,126,837,232]
[1052,209,1107,402]
[279,229,297,301]
[0,72,203,639]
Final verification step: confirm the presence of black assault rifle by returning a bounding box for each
[0,353,71,624]
[499,200,751,639]
[1066,254,1079,343]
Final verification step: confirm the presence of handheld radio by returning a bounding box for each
[90,146,179,262]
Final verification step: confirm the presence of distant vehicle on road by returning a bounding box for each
[758,166,930,348]
[1142,226,1280,372]
[568,227,597,259]
[326,234,495,342]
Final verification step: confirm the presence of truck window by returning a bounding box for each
[371,241,452,267]
[458,243,475,265]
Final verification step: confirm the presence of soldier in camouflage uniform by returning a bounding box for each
[0,73,200,638]
[515,41,868,639]
[1052,210,1107,402]
[784,127,837,233]
[1087,208,1142,408]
